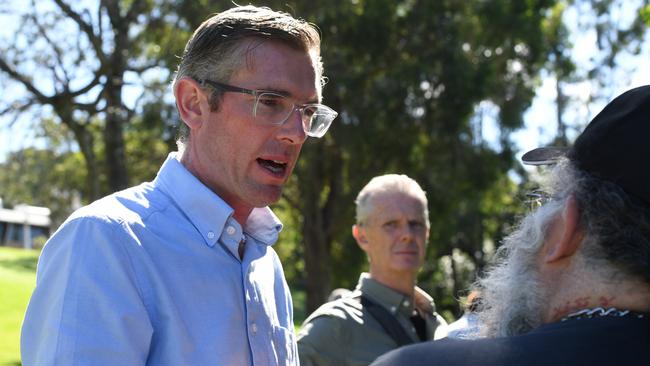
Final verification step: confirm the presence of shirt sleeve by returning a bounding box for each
[297,315,346,366]
[21,217,153,365]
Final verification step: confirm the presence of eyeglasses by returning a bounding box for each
[198,79,338,138]
[525,190,552,212]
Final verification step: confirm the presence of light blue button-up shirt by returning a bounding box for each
[21,153,298,365]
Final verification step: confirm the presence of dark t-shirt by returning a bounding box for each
[372,316,650,366]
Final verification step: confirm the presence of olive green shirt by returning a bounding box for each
[297,273,448,366]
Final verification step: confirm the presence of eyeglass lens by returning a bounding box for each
[525,191,551,212]
[254,92,335,137]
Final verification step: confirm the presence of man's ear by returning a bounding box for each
[174,77,209,130]
[545,195,583,263]
[352,225,369,251]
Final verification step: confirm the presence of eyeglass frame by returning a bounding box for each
[525,190,553,212]
[196,78,337,138]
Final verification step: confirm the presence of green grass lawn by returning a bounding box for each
[0,246,39,366]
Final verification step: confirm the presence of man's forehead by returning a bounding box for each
[368,193,427,218]
[233,38,321,100]
[371,190,425,205]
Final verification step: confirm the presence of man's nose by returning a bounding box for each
[277,108,307,144]
[400,225,415,242]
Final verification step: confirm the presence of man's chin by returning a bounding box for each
[390,260,421,273]
[248,184,284,207]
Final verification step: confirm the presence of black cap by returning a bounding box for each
[522,85,650,207]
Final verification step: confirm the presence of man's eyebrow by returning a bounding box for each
[381,218,399,224]
[256,87,291,97]
[257,86,319,104]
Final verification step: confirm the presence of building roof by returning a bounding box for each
[0,204,51,227]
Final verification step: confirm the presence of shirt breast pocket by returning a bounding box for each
[271,324,297,366]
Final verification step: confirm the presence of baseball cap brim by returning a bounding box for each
[521,147,568,166]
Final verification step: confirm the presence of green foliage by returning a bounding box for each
[102,0,650,314]
[642,4,650,25]
[0,247,39,365]
[125,113,176,185]
[266,0,565,312]
[570,0,649,98]
[0,145,85,227]
[1,0,648,319]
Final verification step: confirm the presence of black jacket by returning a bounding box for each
[372,316,650,366]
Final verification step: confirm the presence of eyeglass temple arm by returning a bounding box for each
[198,79,256,96]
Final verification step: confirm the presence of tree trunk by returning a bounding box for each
[302,204,332,313]
[52,101,101,201]
[555,78,568,146]
[103,0,131,192]
[299,143,333,313]
[104,77,129,191]
[80,130,101,201]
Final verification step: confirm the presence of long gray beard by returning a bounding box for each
[476,203,561,337]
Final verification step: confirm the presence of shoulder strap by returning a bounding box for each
[360,295,415,347]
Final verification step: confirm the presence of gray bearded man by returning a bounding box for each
[373,85,650,366]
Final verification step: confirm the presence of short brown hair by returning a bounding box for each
[173,6,323,145]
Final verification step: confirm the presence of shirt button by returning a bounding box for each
[390,306,397,312]
[207,231,215,239]
[251,323,258,333]
[404,300,410,306]
[226,226,236,235]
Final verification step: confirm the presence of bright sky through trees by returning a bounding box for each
[1,1,648,164]
[513,4,650,159]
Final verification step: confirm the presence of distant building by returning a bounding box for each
[0,198,51,249]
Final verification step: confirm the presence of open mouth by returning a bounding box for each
[395,249,419,256]
[257,158,287,177]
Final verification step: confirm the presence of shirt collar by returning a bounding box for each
[153,153,233,247]
[356,272,416,317]
[153,153,282,247]
[244,207,283,245]
[414,286,436,314]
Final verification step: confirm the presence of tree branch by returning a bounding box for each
[125,0,147,24]
[126,61,163,74]
[52,0,105,63]
[102,0,121,30]
[0,57,49,103]
[1,99,38,127]
[72,102,100,115]
[28,12,71,86]
[0,100,32,117]
[70,73,103,97]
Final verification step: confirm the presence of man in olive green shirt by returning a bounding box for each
[297,174,448,366]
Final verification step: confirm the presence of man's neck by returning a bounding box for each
[368,271,416,299]
[545,291,650,323]
[539,251,650,323]
[547,294,618,322]
[179,149,253,225]
[232,210,252,226]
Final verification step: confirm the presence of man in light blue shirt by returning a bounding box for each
[21,5,337,365]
